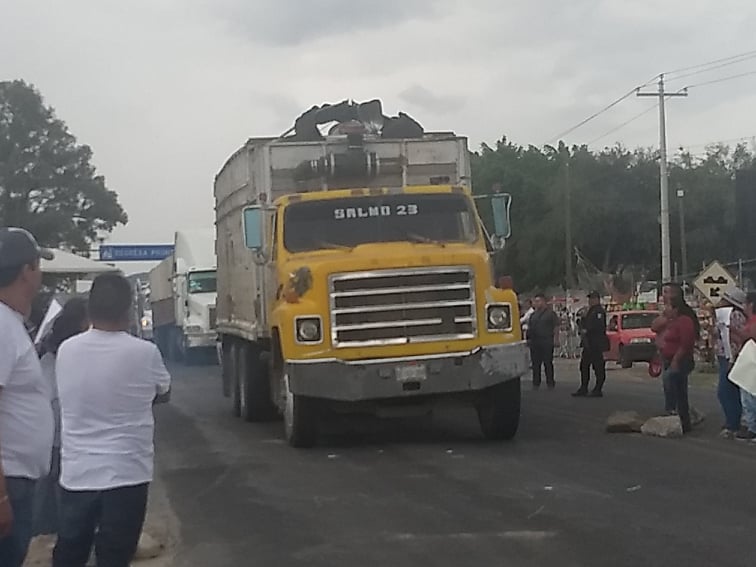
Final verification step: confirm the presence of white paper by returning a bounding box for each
[729,340,756,396]
[34,299,62,345]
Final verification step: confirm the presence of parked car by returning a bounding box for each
[605,310,658,368]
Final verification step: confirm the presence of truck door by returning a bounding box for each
[262,207,279,330]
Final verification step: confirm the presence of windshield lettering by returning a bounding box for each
[286,194,476,253]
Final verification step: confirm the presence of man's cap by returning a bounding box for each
[0,227,54,269]
[588,290,601,299]
[722,286,746,310]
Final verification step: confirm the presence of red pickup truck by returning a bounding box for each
[605,310,658,368]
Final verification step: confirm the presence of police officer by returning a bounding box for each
[572,291,609,398]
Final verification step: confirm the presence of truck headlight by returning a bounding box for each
[296,317,322,343]
[487,304,512,331]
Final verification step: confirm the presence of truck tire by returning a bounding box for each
[619,346,633,369]
[220,340,232,398]
[238,343,277,423]
[282,372,319,448]
[476,378,521,441]
[229,342,241,418]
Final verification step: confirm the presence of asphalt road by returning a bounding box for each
[154,360,756,567]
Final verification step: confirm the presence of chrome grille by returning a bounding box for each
[329,267,476,348]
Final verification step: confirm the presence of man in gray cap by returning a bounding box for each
[0,228,56,567]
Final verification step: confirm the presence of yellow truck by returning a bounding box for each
[214,101,529,447]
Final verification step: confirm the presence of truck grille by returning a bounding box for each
[329,267,476,348]
[208,306,217,329]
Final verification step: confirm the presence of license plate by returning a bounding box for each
[395,363,427,382]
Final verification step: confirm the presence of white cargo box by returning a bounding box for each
[215,134,471,213]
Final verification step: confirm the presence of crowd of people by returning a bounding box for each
[0,228,171,567]
[521,282,756,438]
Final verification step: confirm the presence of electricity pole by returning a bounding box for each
[677,187,688,282]
[637,74,687,282]
[564,155,574,288]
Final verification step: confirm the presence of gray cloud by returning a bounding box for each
[1,0,755,256]
[208,0,446,46]
[398,85,466,114]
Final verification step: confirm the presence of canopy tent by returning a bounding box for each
[41,249,119,275]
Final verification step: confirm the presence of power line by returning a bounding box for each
[588,103,658,145]
[664,49,756,77]
[544,89,638,144]
[677,135,756,151]
[666,54,756,84]
[685,69,756,89]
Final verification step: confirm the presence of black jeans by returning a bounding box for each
[579,348,606,392]
[0,477,36,567]
[530,341,555,386]
[53,482,149,567]
[664,365,692,433]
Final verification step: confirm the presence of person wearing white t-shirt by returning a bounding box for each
[53,273,171,567]
[0,228,55,567]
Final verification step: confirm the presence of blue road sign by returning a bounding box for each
[99,244,174,262]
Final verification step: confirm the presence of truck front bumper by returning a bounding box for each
[185,332,218,349]
[287,341,530,402]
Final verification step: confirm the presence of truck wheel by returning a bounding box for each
[238,343,277,422]
[220,340,232,398]
[619,346,633,369]
[229,342,241,418]
[282,372,319,448]
[476,379,521,441]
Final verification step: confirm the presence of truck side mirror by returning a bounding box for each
[491,194,512,240]
[243,206,264,250]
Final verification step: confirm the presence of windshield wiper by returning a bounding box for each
[315,240,354,252]
[406,233,446,247]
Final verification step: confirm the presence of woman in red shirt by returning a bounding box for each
[660,296,696,433]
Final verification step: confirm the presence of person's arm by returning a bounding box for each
[552,312,560,343]
[651,314,669,334]
[150,346,172,404]
[671,318,695,372]
[0,341,16,537]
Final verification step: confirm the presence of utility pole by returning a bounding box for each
[637,74,687,282]
[564,155,574,289]
[676,187,688,282]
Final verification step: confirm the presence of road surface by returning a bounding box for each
[154,361,756,567]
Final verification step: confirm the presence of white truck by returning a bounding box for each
[150,229,218,362]
[213,100,527,447]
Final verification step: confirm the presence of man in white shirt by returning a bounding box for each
[53,273,171,567]
[0,227,55,567]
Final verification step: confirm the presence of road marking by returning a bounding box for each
[384,530,558,542]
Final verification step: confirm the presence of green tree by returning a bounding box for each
[471,135,750,292]
[0,80,127,251]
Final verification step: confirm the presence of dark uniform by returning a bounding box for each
[575,297,609,397]
[527,307,560,389]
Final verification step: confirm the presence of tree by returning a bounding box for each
[471,135,752,292]
[0,80,127,251]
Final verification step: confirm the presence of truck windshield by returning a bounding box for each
[621,313,656,330]
[188,271,217,294]
[283,193,477,253]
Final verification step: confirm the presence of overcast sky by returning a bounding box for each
[2,0,756,257]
